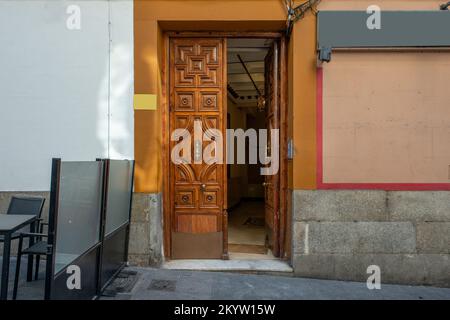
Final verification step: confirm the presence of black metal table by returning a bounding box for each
[0,214,37,300]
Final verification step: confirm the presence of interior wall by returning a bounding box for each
[246,112,266,198]
[0,0,134,191]
[227,98,248,207]
[227,102,267,207]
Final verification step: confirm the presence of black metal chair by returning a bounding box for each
[0,196,45,249]
[0,197,45,298]
[13,227,51,300]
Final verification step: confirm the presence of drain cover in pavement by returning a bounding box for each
[148,279,176,292]
[102,270,139,297]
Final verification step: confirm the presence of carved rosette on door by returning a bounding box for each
[169,38,226,259]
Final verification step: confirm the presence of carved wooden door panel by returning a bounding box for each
[264,42,280,257]
[169,38,227,259]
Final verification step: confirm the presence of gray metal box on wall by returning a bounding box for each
[317,11,450,57]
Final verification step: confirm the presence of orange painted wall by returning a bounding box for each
[134,0,439,193]
[134,18,162,193]
[134,0,319,192]
[289,12,317,189]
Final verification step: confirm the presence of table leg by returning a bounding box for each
[26,221,36,282]
[1,233,11,300]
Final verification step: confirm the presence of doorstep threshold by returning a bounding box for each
[162,258,293,274]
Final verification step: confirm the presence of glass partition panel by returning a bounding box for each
[54,161,103,274]
[104,160,133,236]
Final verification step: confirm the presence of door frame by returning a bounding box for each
[161,31,289,261]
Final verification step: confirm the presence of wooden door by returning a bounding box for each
[169,38,227,259]
[264,42,280,257]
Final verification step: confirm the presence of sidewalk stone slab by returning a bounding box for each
[105,267,450,300]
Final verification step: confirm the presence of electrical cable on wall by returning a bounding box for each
[440,2,450,10]
[284,0,321,38]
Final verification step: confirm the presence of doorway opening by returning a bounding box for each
[226,38,279,260]
[163,32,287,263]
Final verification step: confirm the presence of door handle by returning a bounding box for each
[200,184,206,191]
[262,182,271,187]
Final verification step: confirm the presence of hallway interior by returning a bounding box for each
[227,200,274,259]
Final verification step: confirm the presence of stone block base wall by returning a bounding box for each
[129,193,163,267]
[292,190,450,287]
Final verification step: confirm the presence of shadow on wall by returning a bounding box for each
[0,0,134,193]
[97,43,134,160]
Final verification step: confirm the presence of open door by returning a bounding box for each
[169,38,227,259]
[263,42,280,257]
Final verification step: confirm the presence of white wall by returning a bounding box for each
[0,0,134,191]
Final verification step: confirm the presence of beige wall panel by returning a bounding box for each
[322,51,450,183]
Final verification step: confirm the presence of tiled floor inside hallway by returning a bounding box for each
[227,200,274,259]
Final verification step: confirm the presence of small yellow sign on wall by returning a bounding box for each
[134,94,157,110]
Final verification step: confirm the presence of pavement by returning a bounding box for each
[101,266,450,300]
[1,256,46,300]
[2,257,450,300]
